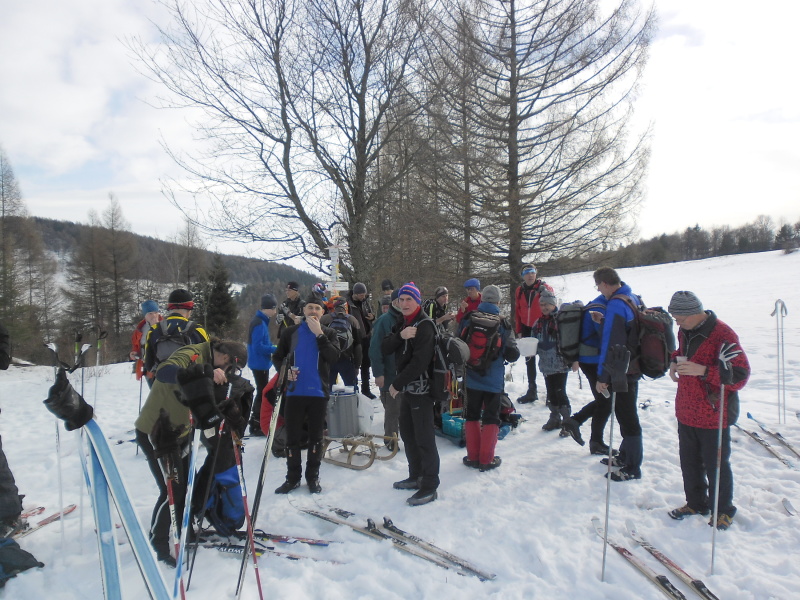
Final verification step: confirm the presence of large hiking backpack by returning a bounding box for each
[329,314,354,354]
[204,465,245,537]
[460,311,503,374]
[612,294,676,379]
[556,300,605,363]
[154,319,197,364]
[430,330,470,401]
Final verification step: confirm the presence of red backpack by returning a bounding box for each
[460,311,504,375]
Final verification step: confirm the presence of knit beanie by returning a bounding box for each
[260,294,277,310]
[464,278,480,289]
[380,295,392,307]
[434,286,449,299]
[538,289,557,306]
[287,281,299,291]
[141,300,159,316]
[481,285,501,305]
[668,291,704,316]
[306,292,327,309]
[167,289,194,310]
[353,282,368,295]
[397,282,422,305]
[381,279,394,291]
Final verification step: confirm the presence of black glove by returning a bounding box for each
[603,345,631,393]
[718,342,741,386]
[177,363,221,428]
[43,368,94,431]
[149,408,187,460]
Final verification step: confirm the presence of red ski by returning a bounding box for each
[15,504,77,539]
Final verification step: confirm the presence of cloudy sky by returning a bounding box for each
[1,0,798,259]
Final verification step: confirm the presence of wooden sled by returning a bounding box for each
[322,433,399,470]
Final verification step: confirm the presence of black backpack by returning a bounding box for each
[460,311,503,375]
[328,314,354,354]
[556,300,606,363]
[611,294,676,380]
[154,320,197,364]
[430,329,470,402]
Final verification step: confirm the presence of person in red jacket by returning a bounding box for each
[666,291,750,530]
[130,300,162,387]
[513,264,553,404]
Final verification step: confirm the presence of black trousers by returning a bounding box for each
[0,433,22,521]
[520,325,538,393]
[284,395,327,483]
[611,379,642,472]
[572,363,613,444]
[398,392,440,490]
[543,372,569,409]
[464,388,502,426]
[678,423,734,513]
[359,337,372,390]
[136,429,189,556]
[250,369,270,427]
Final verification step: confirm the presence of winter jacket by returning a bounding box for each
[369,306,401,390]
[247,311,278,372]
[320,311,363,367]
[272,321,340,399]
[514,279,554,334]
[532,311,571,376]
[130,316,163,380]
[464,302,520,392]
[596,283,638,382]
[347,292,375,339]
[382,306,436,395]
[135,341,214,436]
[672,311,750,429]
[456,294,482,324]
[143,314,209,374]
[578,295,607,365]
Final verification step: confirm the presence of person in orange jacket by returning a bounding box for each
[130,300,162,388]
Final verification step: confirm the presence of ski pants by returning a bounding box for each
[464,388,502,426]
[543,372,570,410]
[284,395,327,483]
[136,429,190,557]
[610,379,642,474]
[678,423,734,514]
[398,392,440,490]
[250,369,270,428]
[572,363,613,445]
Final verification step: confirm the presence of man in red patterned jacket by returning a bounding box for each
[666,291,750,530]
[514,264,553,404]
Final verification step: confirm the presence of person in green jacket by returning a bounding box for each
[370,290,402,447]
[135,339,246,566]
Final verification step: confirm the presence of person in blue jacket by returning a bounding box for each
[461,285,520,472]
[247,294,278,436]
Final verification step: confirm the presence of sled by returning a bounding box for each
[322,433,399,470]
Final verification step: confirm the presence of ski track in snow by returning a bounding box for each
[1,250,799,599]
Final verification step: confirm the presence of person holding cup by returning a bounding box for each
[272,292,341,494]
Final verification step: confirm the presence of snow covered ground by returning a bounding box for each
[1,250,799,599]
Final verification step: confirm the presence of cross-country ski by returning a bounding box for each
[746,413,800,460]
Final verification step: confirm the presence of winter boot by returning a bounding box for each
[274,479,301,494]
[560,417,585,446]
[557,405,573,438]
[464,421,481,468]
[407,488,438,506]
[517,389,538,404]
[478,424,500,469]
[541,406,562,431]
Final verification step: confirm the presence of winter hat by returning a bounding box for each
[668,291,704,316]
[464,278,480,290]
[397,282,422,305]
[353,282,368,295]
[481,285,501,305]
[141,300,159,316]
[380,295,392,307]
[332,296,348,313]
[167,289,194,310]
[287,281,299,291]
[260,294,277,310]
[520,264,537,276]
[434,286,449,299]
[313,282,327,296]
[214,341,248,371]
[381,279,394,292]
[305,292,327,309]
[390,289,399,301]
[538,289,557,306]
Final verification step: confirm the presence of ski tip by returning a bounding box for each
[746,412,754,418]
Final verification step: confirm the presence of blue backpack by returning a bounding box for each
[204,466,245,537]
[0,537,43,587]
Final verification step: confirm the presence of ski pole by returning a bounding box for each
[770,300,787,424]
[231,429,264,600]
[136,377,144,457]
[600,386,616,582]
[174,415,203,600]
[44,343,68,554]
[161,454,186,600]
[94,330,108,410]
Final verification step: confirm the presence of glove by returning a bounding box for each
[43,368,94,431]
[176,363,221,429]
[149,408,187,460]
[603,345,631,393]
[718,342,741,385]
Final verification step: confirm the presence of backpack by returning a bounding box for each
[460,311,503,375]
[154,319,197,364]
[204,465,245,537]
[0,537,43,588]
[329,314,354,354]
[611,294,676,380]
[556,300,605,363]
[430,329,470,402]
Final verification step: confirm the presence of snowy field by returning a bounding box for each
[1,250,799,599]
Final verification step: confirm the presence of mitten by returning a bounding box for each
[603,345,631,393]
[43,368,94,431]
[149,408,186,459]
[177,363,221,428]
[718,342,741,386]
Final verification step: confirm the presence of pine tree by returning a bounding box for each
[203,254,238,337]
